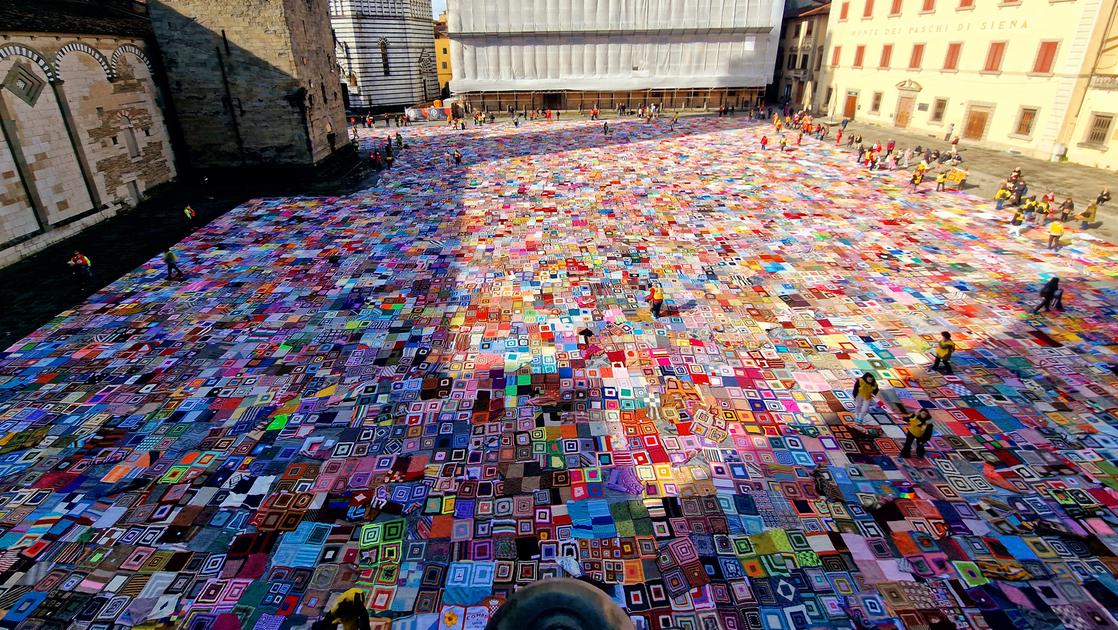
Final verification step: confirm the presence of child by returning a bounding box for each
[760,135,769,150]
[1058,197,1075,222]
[851,373,879,422]
[931,331,955,373]
[899,409,933,458]
[779,136,788,152]
[647,284,665,319]
[1008,207,1026,238]
[994,185,1011,210]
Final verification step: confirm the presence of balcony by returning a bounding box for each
[1090,75,1118,90]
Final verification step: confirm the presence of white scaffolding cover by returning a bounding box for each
[448,0,784,92]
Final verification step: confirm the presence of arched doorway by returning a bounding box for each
[894,80,921,129]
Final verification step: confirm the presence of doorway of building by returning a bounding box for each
[963,107,991,140]
[542,93,564,110]
[894,95,915,128]
[843,93,858,119]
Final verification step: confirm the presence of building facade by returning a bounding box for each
[818,0,1113,164]
[331,0,440,110]
[0,2,176,267]
[1062,0,1118,169]
[149,0,348,169]
[774,2,830,110]
[447,0,784,112]
[434,12,452,95]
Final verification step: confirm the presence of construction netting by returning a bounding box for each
[447,0,784,92]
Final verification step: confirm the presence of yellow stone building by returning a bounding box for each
[434,12,452,94]
[817,0,1118,166]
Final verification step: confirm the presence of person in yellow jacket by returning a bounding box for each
[1047,220,1065,251]
[851,372,879,422]
[313,588,371,630]
[994,185,1011,210]
[930,331,956,374]
[1079,201,1098,229]
[900,409,933,458]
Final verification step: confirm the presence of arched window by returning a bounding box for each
[379,39,390,76]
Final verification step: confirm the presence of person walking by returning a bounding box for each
[836,129,843,146]
[184,205,197,227]
[760,135,769,150]
[1008,206,1027,238]
[930,331,956,373]
[647,284,665,319]
[163,249,184,280]
[943,122,955,141]
[935,171,947,192]
[1047,220,1064,251]
[453,149,462,166]
[1033,277,1061,313]
[899,409,933,458]
[602,121,610,136]
[851,372,879,422]
[68,250,93,290]
[670,112,679,131]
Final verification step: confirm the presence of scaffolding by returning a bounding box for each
[447,0,784,94]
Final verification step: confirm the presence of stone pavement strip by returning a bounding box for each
[830,118,1118,242]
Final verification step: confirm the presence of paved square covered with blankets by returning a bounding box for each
[2,117,1118,629]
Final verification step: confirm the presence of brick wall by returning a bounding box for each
[0,33,176,267]
[149,0,347,168]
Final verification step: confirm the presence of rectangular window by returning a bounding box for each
[854,45,866,67]
[840,1,850,19]
[958,0,973,6]
[909,43,925,69]
[984,41,1007,72]
[880,44,893,68]
[806,20,814,35]
[441,61,448,69]
[442,47,448,54]
[800,54,809,69]
[944,42,962,70]
[922,0,935,11]
[1015,108,1038,136]
[816,46,824,71]
[1033,41,1059,74]
[871,91,883,113]
[931,98,947,122]
[1086,113,1113,145]
[891,0,903,14]
[864,0,874,17]
[794,22,802,38]
[825,87,834,105]
[831,46,842,66]
[787,53,796,69]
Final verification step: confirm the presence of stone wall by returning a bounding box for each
[149,0,347,168]
[0,33,176,268]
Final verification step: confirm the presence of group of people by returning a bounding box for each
[349,113,409,129]
[998,168,1108,249]
[367,133,403,171]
